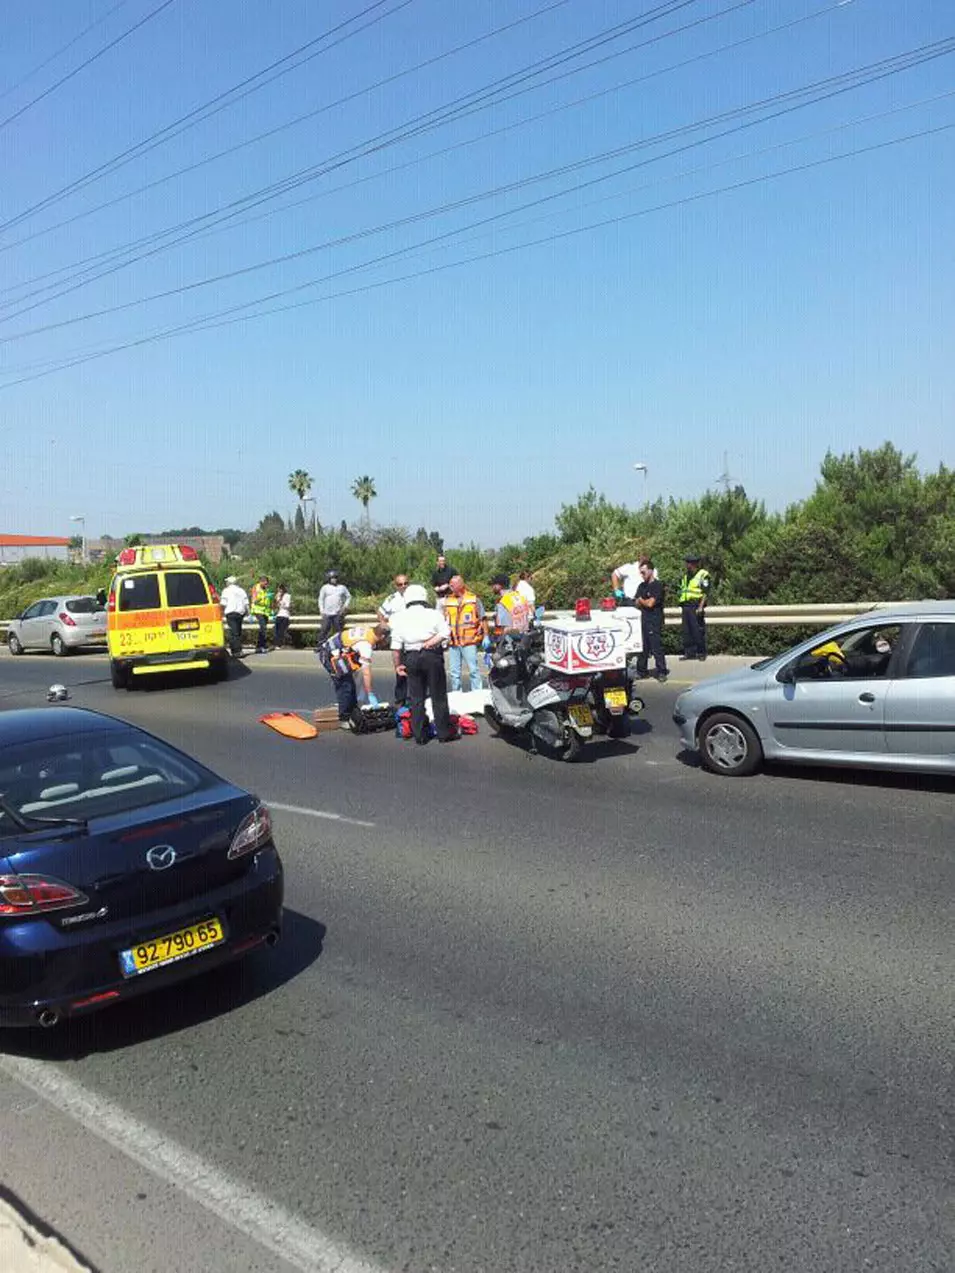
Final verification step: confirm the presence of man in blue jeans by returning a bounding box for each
[443,575,487,692]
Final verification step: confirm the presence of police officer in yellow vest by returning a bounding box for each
[678,553,711,661]
[249,575,275,655]
[444,575,487,691]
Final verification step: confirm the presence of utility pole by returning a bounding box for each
[715,452,738,495]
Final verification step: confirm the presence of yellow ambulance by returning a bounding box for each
[105,544,227,689]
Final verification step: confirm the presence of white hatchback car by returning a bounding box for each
[7,595,108,657]
[673,601,955,777]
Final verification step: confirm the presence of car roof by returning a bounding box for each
[865,600,955,619]
[0,707,127,748]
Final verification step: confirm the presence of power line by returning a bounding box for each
[0,0,178,133]
[0,0,760,314]
[1,112,951,391]
[0,0,577,267]
[0,0,696,238]
[2,29,950,337]
[9,115,954,391]
[0,0,412,232]
[0,0,132,106]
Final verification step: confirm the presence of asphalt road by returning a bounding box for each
[0,650,952,1273]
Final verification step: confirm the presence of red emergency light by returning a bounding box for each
[178,544,199,560]
[600,597,616,611]
[117,548,137,565]
[574,598,591,621]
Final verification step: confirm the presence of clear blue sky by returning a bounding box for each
[1,0,952,545]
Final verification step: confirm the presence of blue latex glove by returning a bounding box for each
[481,636,492,652]
[613,588,625,601]
[367,693,379,707]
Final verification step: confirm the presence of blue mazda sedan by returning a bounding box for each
[0,708,283,1028]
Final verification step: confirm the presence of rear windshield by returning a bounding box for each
[65,597,100,614]
[0,728,211,833]
[164,571,210,607]
[118,573,161,612]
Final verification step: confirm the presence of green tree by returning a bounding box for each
[287,469,314,532]
[351,475,377,527]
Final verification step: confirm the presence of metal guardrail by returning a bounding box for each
[240,603,881,629]
[0,602,881,640]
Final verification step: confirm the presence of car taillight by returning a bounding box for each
[58,612,77,626]
[0,874,88,917]
[208,584,220,604]
[574,598,591,621]
[107,590,116,613]
[228,803,272,859]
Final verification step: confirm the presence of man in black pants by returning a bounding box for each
[389,585,454,744]
[634,559,669,681]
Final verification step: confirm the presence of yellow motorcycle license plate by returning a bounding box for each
[568,704,594,727]
[604,688,628,709]
[120,918,224,977]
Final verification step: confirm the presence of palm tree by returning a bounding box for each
[351,475,377,527]
[288,469,314,535]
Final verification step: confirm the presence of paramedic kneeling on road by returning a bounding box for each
[390,585,454,745]
[319,622,387,728]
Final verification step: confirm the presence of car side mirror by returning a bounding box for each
[95,589,108,609]
[776,663,796,685]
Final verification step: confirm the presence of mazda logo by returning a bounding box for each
[146,845,177,872]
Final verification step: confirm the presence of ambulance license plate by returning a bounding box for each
[604,688,628,710]
[174,619,200,632]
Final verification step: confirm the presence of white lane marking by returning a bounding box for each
[0,1056,384,1273]
[269,801,376,829]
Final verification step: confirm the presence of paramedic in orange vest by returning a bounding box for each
[444,575,487,692]
[320,623,387,726]
[490,574,531,638]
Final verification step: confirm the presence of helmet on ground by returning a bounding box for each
[47,684,69,702]
[403,584,428,605]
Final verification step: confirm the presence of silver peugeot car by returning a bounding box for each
[673,601,955,777]
[7,595,108,657]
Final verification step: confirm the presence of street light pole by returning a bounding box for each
[70,515,86,564]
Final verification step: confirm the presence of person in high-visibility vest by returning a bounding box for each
[677,553,711,660]
[490,574,531,637]
[444,575,487,691]
[318,622,388,725]
[249,575,275,655]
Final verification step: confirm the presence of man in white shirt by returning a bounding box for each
[612,557,657,606]
[515,571,536,610]
[378,574,409,705]
[378,574,409,624]
[390,585,453,744]
[220,575,249,657]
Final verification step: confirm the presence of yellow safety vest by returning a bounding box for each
[678,569,710,604]
[250,584,274,616]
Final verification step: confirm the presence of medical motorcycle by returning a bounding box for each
[485,629,642,761]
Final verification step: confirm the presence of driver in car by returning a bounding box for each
[811,630,894,677]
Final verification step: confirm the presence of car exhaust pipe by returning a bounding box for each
[37,1009,60,1029]
[265,930,279,948]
